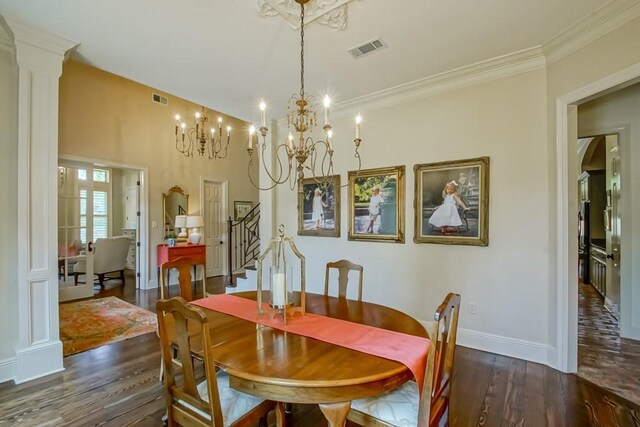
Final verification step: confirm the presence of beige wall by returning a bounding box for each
[275,69,551,353]
[59,60,258,285]
[0,31,18,364]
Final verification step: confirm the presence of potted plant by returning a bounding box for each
[165,232,177,247]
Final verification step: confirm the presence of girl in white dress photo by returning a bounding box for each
[428,181,469,234]
[311,188,328,230]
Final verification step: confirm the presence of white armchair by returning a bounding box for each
[73,236,131,287]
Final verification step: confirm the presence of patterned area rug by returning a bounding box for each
[59,297,157,356]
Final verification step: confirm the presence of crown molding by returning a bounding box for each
[334,46,545,115]
[543,0,640,65]
[5,19,78,57]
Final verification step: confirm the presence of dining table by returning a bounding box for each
[192,291,429,427]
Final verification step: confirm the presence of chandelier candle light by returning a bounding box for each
[247,0,363,192]
[174,106,232,159]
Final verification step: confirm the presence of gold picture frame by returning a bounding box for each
[348,165,405,243]
[297,175,341,237]
[414,157,489,246]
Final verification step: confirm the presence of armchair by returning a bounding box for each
[73,236,131,287]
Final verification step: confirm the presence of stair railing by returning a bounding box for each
[227,203,260,287]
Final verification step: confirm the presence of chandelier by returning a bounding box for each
[174,106,232,159]
[247,0,362,191]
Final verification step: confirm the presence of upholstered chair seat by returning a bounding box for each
[351,380,419,426]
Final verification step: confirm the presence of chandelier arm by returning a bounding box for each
[260,141,293,186]
[247,154,282,191]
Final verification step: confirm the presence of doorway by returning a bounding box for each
[58,155,149,295]
[201,178,228,279]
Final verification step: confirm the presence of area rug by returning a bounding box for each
[59,296,157,356]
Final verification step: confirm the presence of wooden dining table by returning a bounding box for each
[197,291,428,426]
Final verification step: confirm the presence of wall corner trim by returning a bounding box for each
[543,0,640,65]
[5,19,78,57]
[13,341,64,384]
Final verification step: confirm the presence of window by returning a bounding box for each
[78,168,112,244]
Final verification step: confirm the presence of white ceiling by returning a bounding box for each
[0,0,611,122]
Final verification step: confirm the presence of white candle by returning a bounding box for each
[226,125,231,137]
[259,99,267,127]
[355,114,362,139]
[323,95,331,126]
[327,129,333,151]
[248,125,255,149]
[218,116,222,131]
[287,132,294,151]
[272,273,286,307]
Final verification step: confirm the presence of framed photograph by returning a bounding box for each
[234,201,253,221]
[297,175,341,237]
[414,157,489,246]
[348,166,405,243]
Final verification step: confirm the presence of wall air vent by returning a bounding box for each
[152,93,168,106]
[348,37,387,59]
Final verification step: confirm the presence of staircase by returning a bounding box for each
[226,204,260,289]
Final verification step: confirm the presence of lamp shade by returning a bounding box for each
[175,215,187,228]
[186,215,204,228]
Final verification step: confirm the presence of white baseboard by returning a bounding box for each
[145,278,159,290]
[14,341,64,384]
[419,320,555,367]
[0,357,15,384]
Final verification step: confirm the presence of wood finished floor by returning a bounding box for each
[578,282,640,406]
[1,277,639,426]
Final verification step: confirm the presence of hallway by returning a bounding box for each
[578,281,640,405]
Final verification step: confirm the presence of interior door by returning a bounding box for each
[58,162,95,302]
[204,181,224,277]
[605,134,621,318]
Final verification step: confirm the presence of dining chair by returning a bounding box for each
[157,297,275,426]
[160,255,206,301]
[347,292,461,427]
[324,259,364,301]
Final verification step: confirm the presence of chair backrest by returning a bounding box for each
[324,259,363,301]
[417,292,461,426]
[160,256,201,301]
[93,236,131,274]
[157,297,224,426]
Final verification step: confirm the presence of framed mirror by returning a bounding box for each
[163,186,189,237]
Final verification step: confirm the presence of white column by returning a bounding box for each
[8,20,78,383]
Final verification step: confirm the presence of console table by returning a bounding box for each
[157,243,207,298]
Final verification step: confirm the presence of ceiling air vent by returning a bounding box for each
[152,93,168,106]
[348,37,387,59]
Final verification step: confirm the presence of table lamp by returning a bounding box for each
[186,215,204,244]
[175,215,188,242]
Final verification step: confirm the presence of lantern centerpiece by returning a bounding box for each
[256,225,306,323]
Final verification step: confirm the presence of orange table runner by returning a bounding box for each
[192,294,430,393]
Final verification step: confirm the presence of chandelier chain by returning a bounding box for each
[300,2,305,99]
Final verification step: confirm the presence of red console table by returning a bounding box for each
[157,244,207,298]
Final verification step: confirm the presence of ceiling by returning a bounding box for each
[0,0,611,122]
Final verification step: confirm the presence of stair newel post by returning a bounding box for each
[227,216,234,287]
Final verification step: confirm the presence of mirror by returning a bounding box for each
[163,186,189,237]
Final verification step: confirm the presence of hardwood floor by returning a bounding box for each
[578,282,640,406]
[1,278,639,426]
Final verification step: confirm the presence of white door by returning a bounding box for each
[605,134,621,318]
[204,181,225,277]
[58,163,95,302]
[126,183,140,288]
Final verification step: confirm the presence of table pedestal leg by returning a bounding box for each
[276,402,287,427]
[319,401,351,427]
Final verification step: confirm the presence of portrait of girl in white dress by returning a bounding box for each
[428,180,470,234]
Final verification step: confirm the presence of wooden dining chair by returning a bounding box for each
[324,259,364,301]
[157,297,275,426]
[347,292,461,427]
[160,256,206,302]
